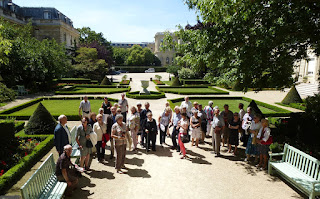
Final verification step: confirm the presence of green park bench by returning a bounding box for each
[70,126,80,164]
[16,85,28,96]
[268,143,320,199]
[20,153,67,199]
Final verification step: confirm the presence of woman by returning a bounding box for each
[101,96,112,115]
[228,112,241,155]
[93,114,107,162]
[111,114,128,174]
[190,110,201,147]
[76,117,93,170]
[144,112,157,151]
[245,114,262,162]
[89,112,97,127]
[257,119,271,170]
[158,107,171,147]
[128,106,140,151]
[178,113,189,159]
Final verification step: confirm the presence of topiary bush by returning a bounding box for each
[25,103,57,135]
[0,119,16,156]
[281,85,303,105]
[0,83,15,103]
[100,76,111,85]
[171,76,181,86]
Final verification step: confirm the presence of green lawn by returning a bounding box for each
[0,103,7,107]
[6,99,116,117]
[55,87,129,94]
[163,80,173,86]
[157,87,228,94]
[171,99,276,114]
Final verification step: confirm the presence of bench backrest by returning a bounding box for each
[283,144,320,181]
[20,153,56,199]
[70,126,77,145]
[17,85,26,91]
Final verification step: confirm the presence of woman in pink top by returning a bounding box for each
[177,113,189,159]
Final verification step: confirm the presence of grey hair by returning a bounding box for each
[58,115,66,122]
[99,108,104,113]
[208,101,213,106]
[64,144,72,150]
[115,114,123,122]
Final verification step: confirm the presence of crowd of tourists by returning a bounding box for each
[54,95,272,196]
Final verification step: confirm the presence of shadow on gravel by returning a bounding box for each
[127,168,151,178]
[88,169,115,180]
[71,175,95,199]
[125,157,144,167]
[138,146,173,157]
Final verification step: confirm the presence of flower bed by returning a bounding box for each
[120,80,130,85]
[152,80,165,85]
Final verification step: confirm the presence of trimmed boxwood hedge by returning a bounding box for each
[180,79,210,85]
[115,66,167,73]
[54,78,92,84]
[126,91,166,99]
[55,86,131,95]
[14,121,25,133]
[156,86,229,95]
[275,102,306,111]
[0,132,54,195]
[167,96,292,117]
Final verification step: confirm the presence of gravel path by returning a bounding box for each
[4,72,305,198]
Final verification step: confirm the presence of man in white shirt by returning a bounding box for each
[118,93,129,122]
[180,96,192,115]
[79,96,91,119]
[210,108,225,157]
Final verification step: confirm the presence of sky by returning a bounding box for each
[14,0,198,42]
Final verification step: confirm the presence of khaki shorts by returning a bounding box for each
[222,127,230,140]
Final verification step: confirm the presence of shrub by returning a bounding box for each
[0,119,16,158]
[100,76,111,85]
[166,65,181,77]
[122,75,128,80]
[25,103,57,135]
[155,75,162,81]
[269,142,283,153]
[281,85,303,105]
[0,83,15,103]
[171,77,181,86]
[178,68,196,79]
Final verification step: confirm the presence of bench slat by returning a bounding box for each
[298,154,303,170]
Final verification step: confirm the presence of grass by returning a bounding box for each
[157,86,228,95]
[275,102,306,111]
[170,99,277,114]
[55,87,129,94]
[5,99,115,117]
[163,80,173,86]
[0,103,7,107]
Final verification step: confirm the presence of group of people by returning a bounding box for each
[53,95,272,196]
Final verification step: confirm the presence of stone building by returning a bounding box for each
[0,0,79,49]
[294,51,320,85]
[111,42,155,52]
[154,32,178,66]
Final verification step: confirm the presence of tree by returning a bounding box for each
[113,47,129,66]
[73,47,108,81]
[125,45,161,66]
[162,0,320,91]
[166,65,182,77]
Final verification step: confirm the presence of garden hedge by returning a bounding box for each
[180,79,210,85]
[156,86,229,95]
[168,96,292,117]
[275,102,306,111]
[281,85,303,105]
[53,78,92,84]
[14,121,25,133]
[126,91,166,99]
[55,86,131,95]
[0,133,54,195]
[115,66,167,73]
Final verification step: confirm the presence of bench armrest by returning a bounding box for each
[269,152,284,157]
[312,181,320,185]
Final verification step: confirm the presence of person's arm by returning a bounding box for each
[78,108,82,118]
[62,169,72,187]
[101,102,104,108]
[76,128,82,149]
[54,128,61,154]
[190,117,193,128]
[158,116,161,127]
[196,118,201,127]
[126,102,129,113]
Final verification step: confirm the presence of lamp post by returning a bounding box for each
[111,66,115,83]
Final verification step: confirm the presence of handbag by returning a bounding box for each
[181,133,189,143]
[86,139,93,148]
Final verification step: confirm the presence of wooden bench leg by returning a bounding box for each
[309,191,315,199]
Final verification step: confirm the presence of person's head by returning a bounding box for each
[83,96,88,102]
[111,106,116,115]
[185,96,189,102]
[64,144,72,157]
[96,114,103,123]
[104,96,108,102]
[145,102,150,110]
[253,114,262,123]
[90,112,97,121]
[116,108,122,114]
[261,119,269,127]
[81,117,89,128]
[247,107,252,114]
[136,102,142,110]
[181,112,187,119]
[224,104,229,111]
[121,93,125,99]
[233,112,239,120]
[165,107,171,116]
[114,103,119,108]
[192,109,198,116]
[165,102,170,107]
[198,104,203,111]
[174,106,180,113]
[181,105,187,113]
[130,106,137,114]
[99,108,104,115]
[58,115,67,125]
[193,101,199,109]
[239,103,244,109]
[115,114,123,124]
[147,112,153,119]
[208,101,213,107]
[214,108,220,116]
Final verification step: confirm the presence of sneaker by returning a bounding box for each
[244,158,248,162]
[215,153,221,157]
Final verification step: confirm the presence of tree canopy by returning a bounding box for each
[162,0,320,91]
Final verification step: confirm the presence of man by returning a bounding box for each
[170,106,181,151]
[106,106,117,159]
[118,93,129,122]
[180,96,192,115]
[241,107,254,146]
[211,108,225,157]
[238,103,245,121]
[79,96,91,119]
[198,104,207,143]
[56,145,79,197]
[220,104,233,147]
[140,102,152,147]
[204,101,214,137]
[54,115,71,156]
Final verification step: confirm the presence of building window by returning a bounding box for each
[43,11,51,19]
[64,33,67,43]
[172,58,174,63]
[307,58,316,75]
[166,57,169,64]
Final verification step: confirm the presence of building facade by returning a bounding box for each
[294,51,320,85]
[0,0,79,49]
[154,32,177,66]
[111,42,155,52]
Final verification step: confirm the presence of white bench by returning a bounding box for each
[70,126,80,164]
[269,143,320,199]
